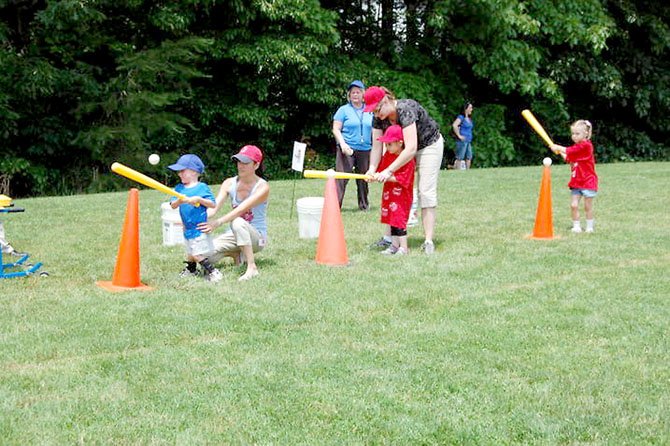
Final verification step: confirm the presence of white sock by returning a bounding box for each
[383,235,392,242]
[572,220,581,229]
[586,219,594,230]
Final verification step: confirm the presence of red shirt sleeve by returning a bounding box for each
[566,140,594,163]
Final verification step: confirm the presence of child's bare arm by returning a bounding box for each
[183,196,215,208]
[197,196,216,208]
[551,144,568,160]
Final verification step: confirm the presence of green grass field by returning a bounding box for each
[2,162,669,444]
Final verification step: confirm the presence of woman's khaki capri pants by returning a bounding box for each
[414,134,444,208]
[206,217,265,264]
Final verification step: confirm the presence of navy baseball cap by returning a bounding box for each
[348,80,365,90]
[168,154,205,173]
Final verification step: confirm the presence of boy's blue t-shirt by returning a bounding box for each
[172,182,215,240]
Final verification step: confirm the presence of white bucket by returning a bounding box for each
[161,202,184,246]
[296,197,324,239]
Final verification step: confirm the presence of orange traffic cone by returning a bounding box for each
[528,164,555,239]
[97,188,152,291]
[315,177,349,265]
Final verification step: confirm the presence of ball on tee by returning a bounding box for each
[543,157,552,167]
[148,154,160,165]
[326,168,336,178]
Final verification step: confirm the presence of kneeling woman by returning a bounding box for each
[197,145,269,281]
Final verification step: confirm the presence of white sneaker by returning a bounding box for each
[585,227,594,233]
[395,247,408,256]
[206,269,223,283]
[179,267,199,278]
[571,227,583,233]
[421,240,435,255]
[370,237,392,249]
[407,212,419,227]
[380,246,398,255]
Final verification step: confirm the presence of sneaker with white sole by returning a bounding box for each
[380,245,398,255]
[370,237,392,249]
[4,248,28,257]
[421,240,435,255]
[206,268,223,283]
[407,211,419,227]
[395,247,408,256]
[179,267,199,278]
[585,228,594,233]
[571,227,583,233]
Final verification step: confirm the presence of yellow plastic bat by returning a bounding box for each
[522,109,554,148]
[303,169,371,180]
[111,162,198,206]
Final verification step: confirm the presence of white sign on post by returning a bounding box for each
[291,141,306,172]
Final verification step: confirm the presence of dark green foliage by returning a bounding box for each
[470,105,516,168]
[0,0,668,197]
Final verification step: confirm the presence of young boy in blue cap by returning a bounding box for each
[168,154,222,282]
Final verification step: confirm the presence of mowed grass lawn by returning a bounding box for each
[2,162,669,444]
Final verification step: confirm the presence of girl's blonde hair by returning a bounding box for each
[571,120,593,139]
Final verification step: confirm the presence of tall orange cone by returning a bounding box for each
[97,188,152,291]
[315,177,349,265]
[528,164,555,239]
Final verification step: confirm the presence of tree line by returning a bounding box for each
[1,0,668,197]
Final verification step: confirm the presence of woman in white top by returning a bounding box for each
[198,145,270,281]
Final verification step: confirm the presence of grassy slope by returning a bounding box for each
[1,162,669,444]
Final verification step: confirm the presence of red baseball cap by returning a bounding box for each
[232,145,263,164]
[377,124,404,143]
[363,86,386,112]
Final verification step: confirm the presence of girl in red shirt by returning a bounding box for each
[377,125,416,255]
[552,120,599,233]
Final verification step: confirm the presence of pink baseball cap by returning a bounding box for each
[377,124,404,143]
[363,86,386,112]
[232,145,263,164]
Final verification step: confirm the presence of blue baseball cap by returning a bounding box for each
[168,154,205,173]
[348,80,365,90]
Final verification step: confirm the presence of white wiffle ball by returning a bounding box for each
[543,157,552,167]
[148,154,160,165]
[326,169,336,178]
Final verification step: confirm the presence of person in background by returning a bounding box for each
[364,86,444,255]
[376,125,415,256]
[198,145,269,281]
[332,80,373,211]
[168,154,221,282]
[452,102,474,170]
[551,120,599,233]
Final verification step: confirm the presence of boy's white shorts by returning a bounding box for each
[185,233,214,256]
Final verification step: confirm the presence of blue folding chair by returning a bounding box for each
[1,205,46,279]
